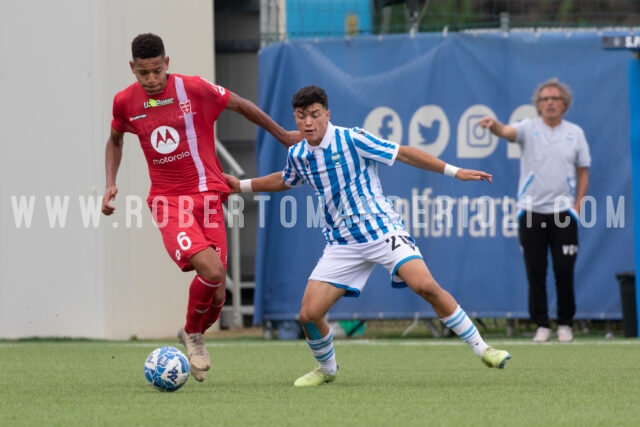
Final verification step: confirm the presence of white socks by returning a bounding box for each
[306,330,338,374]
[440,305,489,357]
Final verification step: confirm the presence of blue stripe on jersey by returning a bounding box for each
[360,158,392,235]
[340,127,397,243]
[355,132,396,161]
[325,135,366,243]
[284,124,404,244]
[291,143,349,244]
[324,129,347,242]
[353,133,392,217]
[283,144,304,185]
[343,129,379,241]
[337,130,366,241]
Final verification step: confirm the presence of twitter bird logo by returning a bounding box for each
[418,120,441,145]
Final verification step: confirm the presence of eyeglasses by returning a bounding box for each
[539,96,562,102]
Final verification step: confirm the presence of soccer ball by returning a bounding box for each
[144,346,190,392]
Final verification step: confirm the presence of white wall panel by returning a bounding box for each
[0,0,215,339]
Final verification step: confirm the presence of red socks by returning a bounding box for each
[200,297,226,333]
[185,275,222,334]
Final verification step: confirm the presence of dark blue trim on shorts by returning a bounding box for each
[390,255,423,288]
[329,282,361,298]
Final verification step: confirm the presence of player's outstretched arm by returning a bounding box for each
[223,172,290,194]
[478,117,517,142]
[395,146,492,183]
[102,128,124,215]
[226,92,302,147]
[454,168,493,182]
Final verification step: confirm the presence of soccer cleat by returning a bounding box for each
[481,347,511,369]
[189,366,207,382]
[293,367,338,387]
[177,328,211,374]
[557,325,574,343]
[177,328,208,382]
[532,326,552,343]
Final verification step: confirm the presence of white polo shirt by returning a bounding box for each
[512,117,591,214]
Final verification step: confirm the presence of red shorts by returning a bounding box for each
[147,192,228,271]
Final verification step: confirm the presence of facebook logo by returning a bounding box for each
[363,107,402,142]
[379,114,394,139]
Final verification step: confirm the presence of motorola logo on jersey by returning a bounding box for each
[151,126,180,154]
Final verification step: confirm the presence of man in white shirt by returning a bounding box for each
[479,78,591,343]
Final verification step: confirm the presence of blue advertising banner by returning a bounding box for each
[253,31,633,323]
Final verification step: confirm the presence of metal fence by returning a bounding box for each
[260,0,640,42]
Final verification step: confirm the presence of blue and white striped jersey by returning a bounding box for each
[282,122,405,244]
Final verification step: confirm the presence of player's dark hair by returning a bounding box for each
[131,33,165,60]
[291,86,328,110]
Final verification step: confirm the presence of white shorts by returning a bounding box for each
[309,231,423,297]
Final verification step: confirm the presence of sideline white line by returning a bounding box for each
[1,338,639,348]
[344,339,640,347]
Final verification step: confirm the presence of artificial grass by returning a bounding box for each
[1,338,638,426]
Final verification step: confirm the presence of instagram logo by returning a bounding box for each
[467,115,492,147]
[457,105,498,158]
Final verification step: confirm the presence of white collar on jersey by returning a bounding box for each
[315,122,335,150]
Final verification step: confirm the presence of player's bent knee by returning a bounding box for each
[196,267,225,284]
[298,308,322,325]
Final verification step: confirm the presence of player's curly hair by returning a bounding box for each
[131,33,165,60]
[292,85,328,110]
[532,77,572,114]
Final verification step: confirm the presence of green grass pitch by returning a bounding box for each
[1,337,638,426]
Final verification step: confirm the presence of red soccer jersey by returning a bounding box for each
[111,73,231,197]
